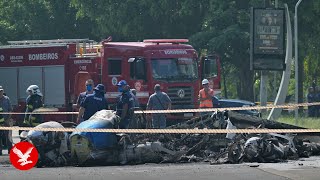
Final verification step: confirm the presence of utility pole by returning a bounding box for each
[273,0,278,100]
[294,0,303,121]
[259,0,272,114]
[260,0,277,114]
[260,71,268,114]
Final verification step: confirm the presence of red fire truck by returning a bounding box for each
[0,39,101,122]
[0,38,221,123]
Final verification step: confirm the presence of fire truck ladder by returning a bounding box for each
[143,39,189,44]
[7,39,100,57]
[7,39,94,45]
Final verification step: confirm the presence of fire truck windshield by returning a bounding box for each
[151,58,198,81]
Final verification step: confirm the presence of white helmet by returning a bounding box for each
[26,85,43,96]
[202,79,209,85]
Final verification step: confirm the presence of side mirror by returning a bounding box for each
[128,58,135,63]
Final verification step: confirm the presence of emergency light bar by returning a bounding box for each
[143,39,189,44]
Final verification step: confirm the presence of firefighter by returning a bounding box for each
[77,84,108,124]
[0,86,13,155]
[198,79,214,116]
[74,79,95,122]
[24,85,44,128]
[116,80,134,129]
[76,79,95,108]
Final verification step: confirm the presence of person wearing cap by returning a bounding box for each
[116,80,134,129]
[199,79,214,116]
[77,84,108,124]
[147,84,172,129]
[24,85,44,127]
[0,86,13,155]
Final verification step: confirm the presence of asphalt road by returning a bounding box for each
[0,159,320,180]
[1,130,320,180]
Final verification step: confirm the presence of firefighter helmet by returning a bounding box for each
[26,85,43,96]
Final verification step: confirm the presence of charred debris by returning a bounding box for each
[130,111,320,165]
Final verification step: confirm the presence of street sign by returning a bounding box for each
[250,8,285,71]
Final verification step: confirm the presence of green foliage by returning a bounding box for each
[281,0,320,96]
[0,0,319,102]
[0,0,95,42]
[277,115,320,129]
[190,0,254,101]
[71,0,207,41]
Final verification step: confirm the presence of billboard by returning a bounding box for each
[251,8,285,71]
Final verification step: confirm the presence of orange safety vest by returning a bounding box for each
[199,88,214,108]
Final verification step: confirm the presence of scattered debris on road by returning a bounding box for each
[22,110,320,167]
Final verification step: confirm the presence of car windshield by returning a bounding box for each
[214,93,222,99]
[151,58,198,81]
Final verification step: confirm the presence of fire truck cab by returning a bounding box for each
[101,39,200,119]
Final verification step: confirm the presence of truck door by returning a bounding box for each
[128,57,148,105]
[106,58,122,98]
[0,68,18,105]
[44,66,65,107]
[74,71,91,100]
[128,57,146,81]
[201,55,221,91]
[19,67,43,101]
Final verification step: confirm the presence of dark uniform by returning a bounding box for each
[76,91,89,122]
[80,85,108,121]
[116,91,134,129]
[77,92,87,106]
[25,94,43,126]
[0,94,13,154]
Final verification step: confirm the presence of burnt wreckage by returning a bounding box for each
[23,110,320,167]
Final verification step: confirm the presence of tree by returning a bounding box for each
[0,0,95,43]
[71,0,207,41]
[190,0,255,101]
